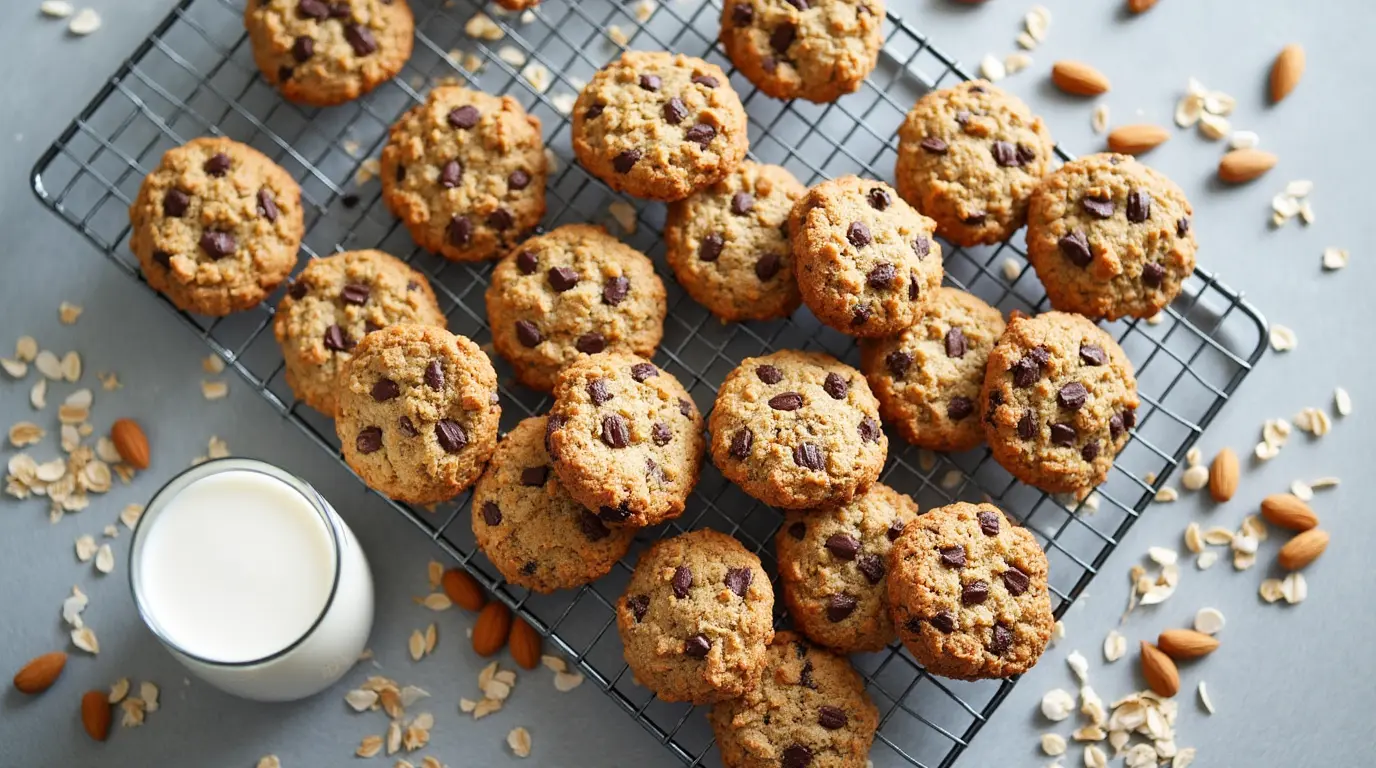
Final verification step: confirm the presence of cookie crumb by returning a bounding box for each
[464,12,504,41]
[59,302,83,324]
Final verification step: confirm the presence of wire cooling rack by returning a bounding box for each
[33,0,1267,765]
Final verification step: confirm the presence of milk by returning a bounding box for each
[131,459,374,701]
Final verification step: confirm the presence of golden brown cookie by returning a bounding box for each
[719,0,885,104]
[887,502,1053,680]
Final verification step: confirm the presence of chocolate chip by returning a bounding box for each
[1058,230,1092,267]
[770,23,796,53]
[784,0,810,8]
[580,510,610,541]
[662,97,687,125]
[1050,422,1077,447]
[355,426,382,453]
[323,324,352,351]
[638,74,661,91]
[545,414,565,455]
[298,0,328,17]
[435,419,467,453]
[291,35,314,61]
[986,389,1004,424]
[724,567,753,597]
[920,137,948,154]
[515,320,541,348]
[1029,346,1050,366]
[586,378,612,406]
[203,152,231,177]
[990,622,1013,654]
[1017,410,1037,439]
[974,510,1000,537]
[627,594,649,621]
[601,414,630,448]
[370,378,399,401]
[599,503,631,523]
[730,428,754,459]
[1058,382,1089,410]
[825,533,859,560]
[395,164,406,182]
[398,416,417,437]
[199,230,235,260]
[930,611,956,633]
[547,266,579,292]
[671,565,693,598]
[1177,216,1191,237]
[679,399,694,418]
[506,168,531,191]
[826,594,857,622]
[731,3,754,25]
[630,363,658,382]
[857,554,885,584]
[1142,261,1165,288]
[584,104,604,120]
[603,276,629,306]
[483,209,513,233]
[962,579,990,605]
[755,365,783,384]
[761,57,779,74]
[1011,357,1041,388]
[818,706,847,730]
[698,232,724,262]
[612,149,642,174]
[963,211,988,225]
[684,634,711,658]
[912,235,931,259]
[334,283,368,307]
[1002,566,1030,596]
[940,545,966,568]
[288,280,307,300]
[754,253,781,280]
[1109,412,1125,439]
[163,189,189,217]
[794,442,824,470]
[1123,408,1136,430]
[438,160,462,188]
[344,24,377,56]
[480,501,502,526]
[685,124,716,148]
[447,105,481,130]
[885,350,913,377]
[846,221,871,248]
[692,75,719,88]
[887,520,905,541]
[419,360,443,391]
[516,250,538,274]
[1079,344,1107,366]
[1081,441,1100,461]
[651,422,672,446]
[858,417,881,443]
[945,327,968,358]
[953,110,972,126]
[991,141,1018,167]
[1017,144,1037,164]
[823,372,848,400]
[867,187,891,210]
[911,273,923,302]
[769,392,803,411]
[521,465,548,486]
[446,215,472,247]
[947,396,974,421]
[1127,189,1151,223]
[254,188,280,222]
[575,332,605,354]
[1082,195,1115,218]
[866,262,896,289]
[851,305,871,326]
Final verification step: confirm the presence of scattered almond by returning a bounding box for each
[1127,0,1158,12]
[1051,60,1111,95]
[442,568,486,611]
[1269,44,1305,103]
[110,418,150,469]
[1277,529,1328,571]
[13,651,67,694]
[1218,149,1278,184]
[1156,629,1220,660]
[473,601,512,657]
[1207,447,1238,502]
[81,689,112,741]
[1107,124,1169,155]
[1139,641,1180,697]
[509,617,541,670]
[1259,494,1318,531]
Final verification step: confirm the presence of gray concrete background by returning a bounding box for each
[1,1,1371,766]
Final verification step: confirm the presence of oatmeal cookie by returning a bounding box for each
[719,0,885,104]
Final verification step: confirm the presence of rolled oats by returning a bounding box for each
[1268,325,1297,352]
[1103,630,1126,663]
[1183,523,1203,554]
[72,625,99,654]
[1004,52,1032,75]
[1067,651,1089,683]
[95,543,115,574]
[1334,386,1352,416]
[256,757,281,768]
[120,697,146,727]
[1041,733,1067,756]
[1084,744,1108,768]
[1153,487,1178,503]
[9,421,44,447]
[1197,113,1229,140]
[1042,688,1075,721]
[464,12,504,40]
[60,351,81,381]
[1321,247,1349,271]
[541,655,567,673]
[201,357,227,381]
[357,735,384,758]
[16,336,37,362]
[507,726,532,758]
[59,302,83,324]
[1280,572,1307,604]
[553,670,584,692]
[35,350,62,380]
[607,24,629,45]
[1229,130,1259,149]
[979,53,1006,82]
[1259,578,1284,603]
[1174,748,1197,768]
[68,7,100,35]
[109,677,130,703]
[1290,479,1313,501]
[1092,104,1110,135]
[408,630,426,661]
[1,358,25,378]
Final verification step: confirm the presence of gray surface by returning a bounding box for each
[0,1,1370,767]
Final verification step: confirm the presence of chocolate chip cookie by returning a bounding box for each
[709,631,879,768]
[790,176,944,337]
[719,0,885,104]
[571,50,749,202]
[335,324,501,504]
[887,502,1053,680]
[1025,153,1197,320]
[381,85,548,262]
[980,311,1139,494]
[485,224,666,392]
[616,529,774,704]
[471,416,634,593]
[859,287,1006,452]
[129,137,304,317]
[273,250,446,416]
[894,80,1056,246]
[244,0,415,107]
[664,161,807,322]
[546,353,705,528]
[709,350,887,510]
[776,483,919,654]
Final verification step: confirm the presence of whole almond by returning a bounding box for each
[1157,629,1220,660]
[1260,494,1319,531]
[1051,61,1111,96]
[508,617,542,670]
[442,568,486,612]
[1128,0,1158,12]
[1139,641,1180,697]
[1218,149,1278,184]
[1107,124,1169,155]
[13,651,67,694]
[81,690,112,742]
[1208,447,1239,502]
[110,418,151,469]
[1269,44,1305,103]
[1278,529,1329,571]
[472,601,512,658]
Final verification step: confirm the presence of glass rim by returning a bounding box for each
[127,457,343,668]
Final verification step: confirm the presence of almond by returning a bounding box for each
[1051,61,1111,96]
[472,601,512,657]
[1269,44,1305,103]
[1157,629,1220,660]
[13,651,67,694]
[508,617,542,670]
[1218,149,1278,184]
[1127,0,1158,12]
[81,689,111,741]
[1107,124,1170,155]
[1260,494,1319,531]
[442,568,486,612]
[1139,641,1180,697]
[1278,529,1329,571]
[110,418,150,469]
[1208,447,1239,502]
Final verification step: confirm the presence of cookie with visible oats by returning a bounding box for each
[471,416,634,592]
[129,137,303,317]
[979,311,1139,494]
[1025,152,1197,320]
[273,250,446,416]
[571,50,749,202]
[616,529,774,704]
[887,501,1053,680]
[719,0,885,104]
[380,85,548,262]
[244,0,415,107]
[335,324,500,505]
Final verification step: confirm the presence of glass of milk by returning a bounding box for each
[129,458,374,702]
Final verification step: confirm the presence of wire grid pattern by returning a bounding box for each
[32,0,1268,765]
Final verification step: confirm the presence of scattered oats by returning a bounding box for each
[9,421,45,447]
[1004,52,1033,76]
[508,726,532,758]
[108,677,130,704]
[541,655,567,673]
[408,629,425,661]
[16,336,37,362]
[462,52,485,73]
[1270,210,1287,229]
[1197,113,1229,141]
[551,92,577,115]
[1299,200,1315,224]
[387,721,403,755]
[1285,179,1314,197]
[1203,91,1235,116]
[1147,547,1177,567]
[1281,572,1307,604]
[1202,526,1234,547]
[1334,386,1352,416]
[464,12,504,40]
[1269,324,1297,352]
[1289,479,1313,502]
[1254,441,1279,461]
[1042,688,1076,721]
[256,757,281,768]
[58,403,89,425]
[404,719,433,751]
[346,688,380,712]
[917,449,937,472]
[544,148,560,175]
[1041,733,1068,756]
[1109,729,1130,755]
[1016,31,1038,50]
[1259,578,1284,603]
[61,351,81,382]
[120,697,146,727]
[607,24,629,46]
[940,469,963,490]
[553,670,584,692]
[459,697,477,713]
[141,681,159,712]
[1145,312,1164,326]
[1091,104,1110,135]
[1231,550,1256,571]
[1174,748,1197,768]
[41,1,75,17]
[1140,581,1175,606]
[1144,472,1157,485]
[497,46,527,67]
[35,350,62,380]
[1321,246,1349,271]
[424,623,438,654]
[494,668,517,686]
[1296,407,1332,436]
[1,357,27,378]
[95,543,115,574]
[358,735,384,758]
[608,201,638,234]
[1177,464,1208,492]
[978,53,1006,82]
[355,157,382,186]
[120,503,145,529]
[633,0,656,22]
[1241,515,1267,541]
[1153,487,1178,503]
[200,354,226,375]
[208,435,230,459]
[1229,130,1259,150]
[1067,651,1089,683]
[1310,476,1340,489]
[484,679,512,702]
[1272,191,1302,220]
[1183,522,1203,554]
[72,625,99,654]
[420,758,443,768]
[98,371,121,390]
[36,457,67,483]
[1174,94,1203,129]
[58,302,83,324]
[520,9,535,23]
[399,685,429,707]
[1231,531,1258,555]
[68,7,100,35]
[421,593,452,611]
[62,586,88,628]
[1080,685,1106,725]
[1073,725,1106,742]
[31,378,47,409]
[1193,607,1225,636]
[1001,257,1022,282]
[1024,5,1050,42]
[1195,550,1219,569]
[1084,744,1108,768]
[1053,620,1066,644]
[522,62,552,92]
[1182,447,1202,467]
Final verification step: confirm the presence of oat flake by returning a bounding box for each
[95,543,115,574]
[1,358,25,378]
[978,53,1006,82]
[553,670,584,692]
[72,625,99,654]
[1040,733,1067,756]
[109,677,130,703]
[541,655,567,673]
[508,726,532,758]
[68,7,100,35]
[256,757,282,768]
[357,735,384,758]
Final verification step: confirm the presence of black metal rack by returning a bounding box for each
[32,1,1267,765]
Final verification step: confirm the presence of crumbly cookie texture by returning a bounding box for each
[709,631,879,768]
[664,161,806,322]
[546,353,705,528]
[244,0,414,107]
[888,502,1054,680]
[336,324,500,505]
[860,287,1006,452]
[790,176,944,337]
[980,311,1139,493]
[1025,153,1197,320]
[129,137,304,316]
[471,416,634,593]
[776,483,919,654]
[895,80,1056,246]
[709,350,887,510]
[273,250,446,416]
[719,0,885,104]
[617,529,774,704]
[572,50,748,202]
[485,224,666,392]
[381,85,547,262]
